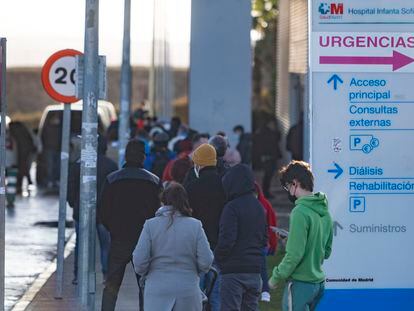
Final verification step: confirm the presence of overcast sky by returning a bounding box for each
[0,0,191,68]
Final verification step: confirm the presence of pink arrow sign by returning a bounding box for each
[320,50,414,71]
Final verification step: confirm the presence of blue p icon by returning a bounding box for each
[353,137,361,147]
[349,196,365,213]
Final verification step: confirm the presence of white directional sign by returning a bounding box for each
[310,1,414,310]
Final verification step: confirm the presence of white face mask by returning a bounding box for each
[194,165,200,178]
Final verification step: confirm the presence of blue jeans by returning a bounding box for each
[200,262,221,311]
[74,221,111,277]
[260,248,270,292]
[282,280,325,311]
[97,224,111,276]
[45,149,60,184]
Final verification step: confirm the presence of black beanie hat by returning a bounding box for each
[125,139,146,165]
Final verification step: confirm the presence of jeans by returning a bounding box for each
[45,149,60,185]
[282,280,325,311]
[101,239,143,311]
[260,249,270,293]
[74,222,111,278]
[220,273,262,311]
[97,224,111,277]
[200,262,221,311]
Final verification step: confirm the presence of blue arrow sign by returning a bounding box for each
[327,74,343,90]
[328,162,343,179]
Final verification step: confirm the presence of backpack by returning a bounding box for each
[151,150,174,178]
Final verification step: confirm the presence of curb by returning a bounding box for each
[11,233,76,311]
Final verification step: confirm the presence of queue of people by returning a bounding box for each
[63,111,332,311]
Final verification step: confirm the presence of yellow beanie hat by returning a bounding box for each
[192,143,217,167]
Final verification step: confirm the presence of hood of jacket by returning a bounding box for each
[155,205,176,217]
[295,192,329,217]
[222,164,255,200]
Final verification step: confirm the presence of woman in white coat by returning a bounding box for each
[133,182,213,311]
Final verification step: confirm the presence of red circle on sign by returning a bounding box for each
[41,49,82,103]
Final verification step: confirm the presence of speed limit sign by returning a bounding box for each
[41,49,82,103]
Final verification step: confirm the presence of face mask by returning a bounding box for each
[287,184,297,203]
[287,193,297,203]
[194,166,200,178]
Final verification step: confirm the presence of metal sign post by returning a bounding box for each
[41,49,81,299]
[118,0,132,168]
[0,37,7,311]
[55,103,71,298]
[79,0,99,308]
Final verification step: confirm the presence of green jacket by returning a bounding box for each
[271,192,333,283]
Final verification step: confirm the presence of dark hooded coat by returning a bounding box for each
[214,164,267,274]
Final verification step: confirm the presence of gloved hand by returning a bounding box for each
[268,277,277,290]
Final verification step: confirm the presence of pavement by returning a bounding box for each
[23,251,140,311]
[5,189,74,311]
[13,171,292,310]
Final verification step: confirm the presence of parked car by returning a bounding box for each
[36,101,117,187]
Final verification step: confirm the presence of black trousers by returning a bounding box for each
[262,158,277,197]
[101,239,143,311]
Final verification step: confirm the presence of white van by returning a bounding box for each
[36,101,117,186]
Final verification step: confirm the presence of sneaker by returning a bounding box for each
[261,291,271,302]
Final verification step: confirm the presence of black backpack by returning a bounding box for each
[151,150,172,178]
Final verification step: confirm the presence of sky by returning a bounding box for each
[0,0,191,68]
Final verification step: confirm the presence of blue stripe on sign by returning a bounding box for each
[317,289,414,311]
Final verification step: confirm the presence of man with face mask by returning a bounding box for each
[185,143,226,311]
[268,160,333,311]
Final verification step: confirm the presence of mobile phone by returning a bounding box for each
[270,226,289,239]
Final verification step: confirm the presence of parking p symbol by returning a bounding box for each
[353,137,361,147]
[349,197,366,213]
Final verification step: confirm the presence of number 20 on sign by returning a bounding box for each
[41,49,82,103]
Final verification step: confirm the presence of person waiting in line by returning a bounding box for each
[144,131,176,178]
[182,133,210,187]
[233,124,252,166]
[185,144,226,311]
[268,161,333,311]
[133,182,213,311]
[100,140,162,311]
[254,118,282,199]
[286,115,304,161]
[209,134,230,177]
[67,135,118,285]
[215,164,267,311]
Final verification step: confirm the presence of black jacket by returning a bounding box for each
[100,165,162,244]
[214,164,267,274]
[67,154,118,222]
[183,158,229,188]
[185,166,226,250]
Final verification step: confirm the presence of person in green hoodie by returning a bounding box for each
[268,160,333,311]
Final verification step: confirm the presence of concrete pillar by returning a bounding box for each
[276,0,291,133]
[189,0,252,145]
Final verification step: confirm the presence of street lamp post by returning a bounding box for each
[79,0,99,308]
[118,0,132,168]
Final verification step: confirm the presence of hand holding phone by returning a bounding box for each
[270,226,289,240]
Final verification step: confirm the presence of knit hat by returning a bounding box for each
[208,135,228,157]
[192,143,217,167]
